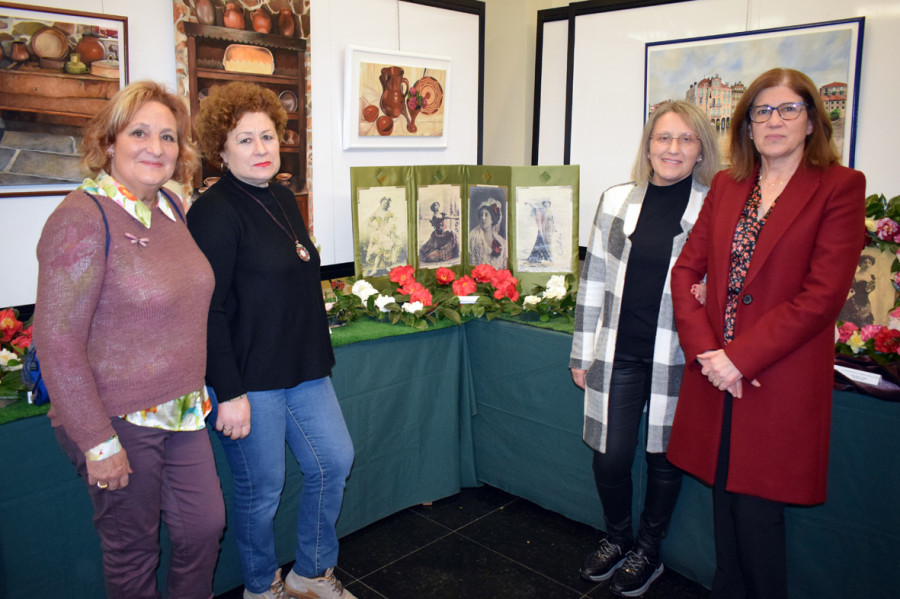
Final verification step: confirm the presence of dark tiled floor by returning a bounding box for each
[216,486,708,598]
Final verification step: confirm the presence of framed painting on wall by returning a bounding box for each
[343,45,449,150]
[0,2,129,197]
[645,17,864,167]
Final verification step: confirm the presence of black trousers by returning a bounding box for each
[589,354,683,557]
[711,393,787,599]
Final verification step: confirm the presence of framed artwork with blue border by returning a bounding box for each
[644,17,865,167]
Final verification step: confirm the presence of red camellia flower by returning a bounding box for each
[493,280,520,302]
[410,286,433,306]
[389,265,416,286]
[873,328,900,354]
[436,268,455,285]
[399,280,424,296]
[471,264,496,283]
[452,275,477,296]
[331,279,346,290]
[491,269,515,286]
[0,308,23,343]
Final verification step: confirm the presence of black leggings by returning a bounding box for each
[589,353,683,556]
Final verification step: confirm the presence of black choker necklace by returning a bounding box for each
[230,176,310,261]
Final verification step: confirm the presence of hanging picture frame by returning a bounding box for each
[0,2,129,197]
[645,17,864,167]
[342,45,450,150]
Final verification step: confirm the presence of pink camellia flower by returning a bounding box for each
[409,285,433,306]
[890,307,900,319]
[875,218,900,241]
[873,328,900,354]
[471,264,496,283]
[452,275,476,296]
[837,322,859,343]
[859,324,882,342]
[436,268,455,285]
[389,265,416,286]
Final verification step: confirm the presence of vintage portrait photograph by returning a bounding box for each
[645,18,864,166]
[416,183,462,269]
[0,2,128,196]
[467,184,508,269]
[837,246,896,328]
[515,185,573,272]
[357,186,409,277]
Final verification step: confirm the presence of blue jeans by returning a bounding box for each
[211,377,354,593]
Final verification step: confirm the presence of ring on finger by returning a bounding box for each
[97,481,109,489]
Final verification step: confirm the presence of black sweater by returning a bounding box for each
[615,176,692,359]
[187,171,334,400]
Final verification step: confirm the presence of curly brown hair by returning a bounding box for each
[729,68,840,181]
[195,82,287,169]
[81,80,199,184]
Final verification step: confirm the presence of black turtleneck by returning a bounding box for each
[187,170,334,400]
[615,176,692,359]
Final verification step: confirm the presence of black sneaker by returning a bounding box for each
[580,538,631,582]
[610,549,664,597]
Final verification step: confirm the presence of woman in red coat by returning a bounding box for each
[668,68,866,599]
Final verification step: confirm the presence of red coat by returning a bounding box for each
[668,163,866,505]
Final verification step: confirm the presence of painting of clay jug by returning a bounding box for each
[223,3,245,30]
[379,67,408,119]
[278,9,295,37]
[251,9,271,34]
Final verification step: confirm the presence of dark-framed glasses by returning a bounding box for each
[749,102,808,122]
[649,133,699,146]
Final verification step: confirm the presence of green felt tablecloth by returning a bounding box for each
[3,318,896,599]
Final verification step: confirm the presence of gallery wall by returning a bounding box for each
[1,0,480,306]
[533,0,900,244]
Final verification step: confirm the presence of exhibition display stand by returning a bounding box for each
[1,319,896,598]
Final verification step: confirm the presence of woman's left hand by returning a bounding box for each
[697,349,760,397]
[216,396,251,440]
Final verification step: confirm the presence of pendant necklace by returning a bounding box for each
[231,177,310,261]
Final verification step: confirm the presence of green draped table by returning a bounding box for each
[1,318,897,598]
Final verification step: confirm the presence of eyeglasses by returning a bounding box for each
[748,102,808,122]
[650,133,699,146]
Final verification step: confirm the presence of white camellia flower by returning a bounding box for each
[351,280,378,301]
[542,285,568,301]
[374,294,396,312]
[523,295,541,307]
[402,301,424,314]
[546,275,566,289]
[0,348,22,371]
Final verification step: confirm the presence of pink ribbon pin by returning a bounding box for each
[124,233,149,247]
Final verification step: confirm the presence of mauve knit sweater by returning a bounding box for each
[34,190,214,452]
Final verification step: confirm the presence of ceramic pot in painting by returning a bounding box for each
[379,67,409,119]
[251,9,271,34]
[278,9,295,37]
[223,3,245,30]
[195,0,215,25]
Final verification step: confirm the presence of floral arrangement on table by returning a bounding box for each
[0,308,32,399]
[326,264,576,331]
[834,193,900,364]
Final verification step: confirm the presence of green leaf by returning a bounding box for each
[441,308,461,325]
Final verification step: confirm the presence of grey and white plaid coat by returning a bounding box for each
[570,179,708,453]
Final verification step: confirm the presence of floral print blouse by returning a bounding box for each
[724,178,777,345]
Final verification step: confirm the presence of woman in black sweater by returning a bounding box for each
[188,82,355,599]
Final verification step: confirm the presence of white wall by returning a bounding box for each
[561,0,900,243]
[310,0,480,266]
[2,0,176,307]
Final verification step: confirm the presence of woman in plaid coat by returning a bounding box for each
[570,100,719,597]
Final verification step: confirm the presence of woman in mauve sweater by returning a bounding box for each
[34,81,224,599]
